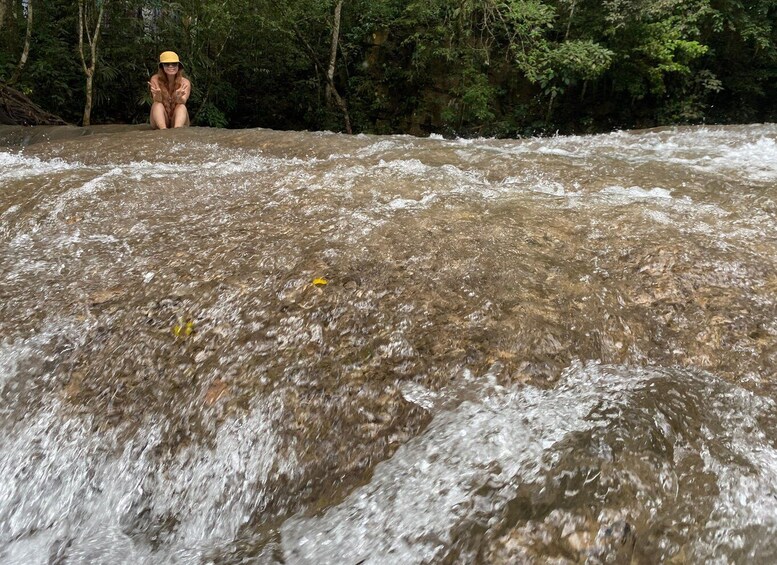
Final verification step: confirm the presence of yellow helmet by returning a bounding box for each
[158,51,182,67]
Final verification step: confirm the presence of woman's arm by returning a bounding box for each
[174,78,191,105]
[148,75,164,103]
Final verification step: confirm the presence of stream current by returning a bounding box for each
[1,124,777,564]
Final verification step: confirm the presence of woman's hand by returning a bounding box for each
[173,81,190,105]
[149,81,162,102]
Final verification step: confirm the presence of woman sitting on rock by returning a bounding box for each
[149,51,191,129]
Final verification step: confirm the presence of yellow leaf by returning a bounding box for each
[312,277,328,286]
[173,319,195,338]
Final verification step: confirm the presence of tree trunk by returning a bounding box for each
[83,72,93,126]
[285,2,352,134]
[78,0,106,127]
[326,0,342,105]
[325,0,351,133]
[329,80,352,134]
[565,0,576,40]
[9,0,32,84]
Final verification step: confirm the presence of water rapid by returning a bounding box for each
[1,124,777,564]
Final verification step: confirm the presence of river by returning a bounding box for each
[1,123,776,564]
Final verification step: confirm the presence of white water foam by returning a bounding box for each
[448,125,777,185]
[279,362,651,564]
[0,152,81,183]
[0,391,292,565]
[696,388,777,561]
[279,363,777,564]
[0,336,46,391]
[599,185,673,200]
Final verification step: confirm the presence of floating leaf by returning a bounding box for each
[173,319,196,338]
[312,277,328,286]
[204,380,229,405]
[90,287,124,305]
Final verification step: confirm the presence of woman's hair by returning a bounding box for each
[154,64,187,121]
[155,64,186,97]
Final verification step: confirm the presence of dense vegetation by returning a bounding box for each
[1,0,776,135]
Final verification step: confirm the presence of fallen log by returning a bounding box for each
[0,82,69,126]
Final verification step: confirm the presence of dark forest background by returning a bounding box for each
[1,0,776,136]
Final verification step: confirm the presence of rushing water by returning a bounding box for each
[1,123,777,564]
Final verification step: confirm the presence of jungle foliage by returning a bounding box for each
[1,0,776,135]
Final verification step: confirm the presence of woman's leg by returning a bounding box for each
[150,102,169,129]
[172,104,190,128]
